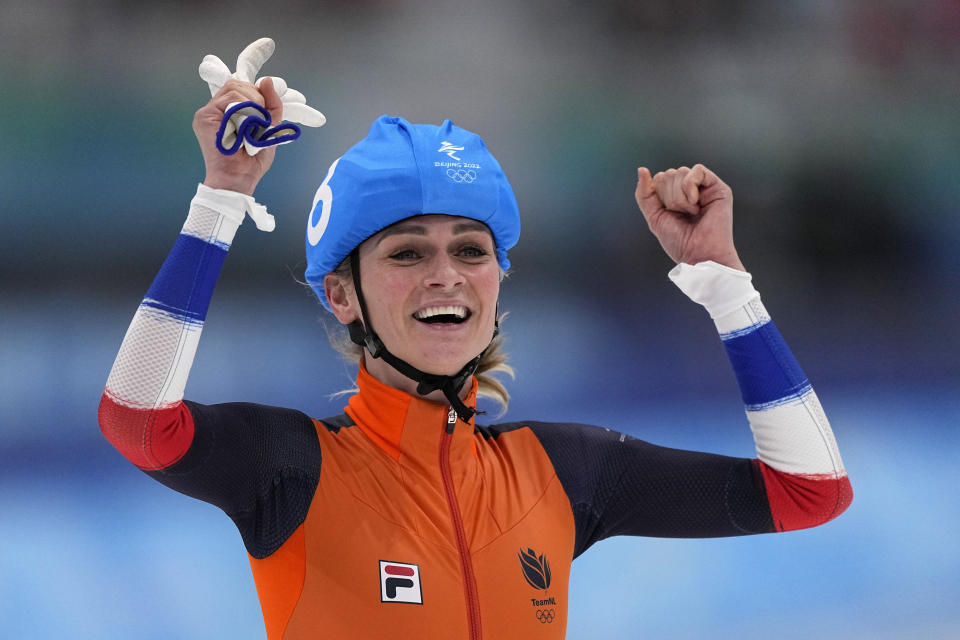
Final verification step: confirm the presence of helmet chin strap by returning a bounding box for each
[346,250,497,424]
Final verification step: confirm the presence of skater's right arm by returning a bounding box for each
[97,78,285,472]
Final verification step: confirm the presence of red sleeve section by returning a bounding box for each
[98,393,195,471]
[757,460,853,532]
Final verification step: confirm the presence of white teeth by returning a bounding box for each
[414,305,468,320]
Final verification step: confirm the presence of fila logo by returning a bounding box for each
[379,560,423,605]
[438,141,464,161]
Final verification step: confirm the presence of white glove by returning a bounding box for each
[198,38,326,156]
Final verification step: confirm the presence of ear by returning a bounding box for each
[324,273,359,325]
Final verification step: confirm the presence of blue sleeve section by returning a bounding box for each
[722,321,811,409]
[142,234,227,323]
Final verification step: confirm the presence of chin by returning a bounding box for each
[409,346,484,376]
[411,358,474,377]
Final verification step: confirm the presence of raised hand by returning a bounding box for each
[635,164,745,271]
[192,77,283,196]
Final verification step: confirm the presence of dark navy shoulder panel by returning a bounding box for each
[145,402,322,559]
[484,421,774,558]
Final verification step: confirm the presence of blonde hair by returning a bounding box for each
[324,258,514,415]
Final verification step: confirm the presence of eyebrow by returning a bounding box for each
[375,220,491,246]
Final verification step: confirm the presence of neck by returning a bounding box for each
[362,353,472,404]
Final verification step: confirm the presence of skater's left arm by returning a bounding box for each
[633,164,852,533]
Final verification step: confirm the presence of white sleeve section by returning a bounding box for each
[182,201,240,248]
[105,305,205,408]
[192,183,275,232]
[714,297,771,337]
[103,201,237,410]
[670,262,847,478]
[183,191,242,245]
[747,389,846,475]
[668,261,760,320]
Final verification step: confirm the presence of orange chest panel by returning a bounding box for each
[249,418,575,640]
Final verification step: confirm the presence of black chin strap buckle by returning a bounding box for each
[348,320,384,359]
[415,377,442,396]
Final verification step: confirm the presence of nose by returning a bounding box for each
[423,252,464,290]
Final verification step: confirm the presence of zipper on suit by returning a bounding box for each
[440,407,482,640]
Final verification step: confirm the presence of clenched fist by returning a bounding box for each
[635,164,745,271]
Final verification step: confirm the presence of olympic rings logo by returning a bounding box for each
[446,168,477,183]
[535,609,555,624]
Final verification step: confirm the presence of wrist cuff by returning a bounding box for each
[191,183,275,232]
[668,261,759,319]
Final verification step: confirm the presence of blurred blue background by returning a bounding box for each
[2,0,958,637]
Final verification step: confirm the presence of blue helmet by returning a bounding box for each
[304,115,521,310]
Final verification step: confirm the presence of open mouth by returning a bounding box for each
[413,305,472,325]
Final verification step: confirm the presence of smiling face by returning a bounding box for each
[324,214,502,393]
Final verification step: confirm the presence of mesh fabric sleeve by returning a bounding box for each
[97,186,321,558]
[99,185,245,470]
[669,261,852,532]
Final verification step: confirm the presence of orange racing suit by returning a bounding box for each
[98,192,852,639]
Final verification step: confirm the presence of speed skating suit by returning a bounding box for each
[99,192,852,639]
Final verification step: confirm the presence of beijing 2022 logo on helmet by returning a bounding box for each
[435,140,481,184]
[518,547,559,624]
